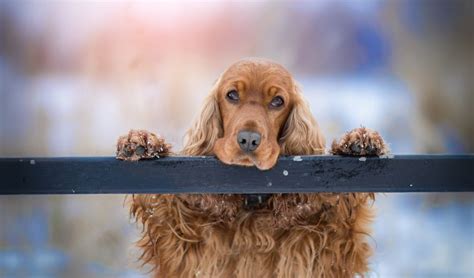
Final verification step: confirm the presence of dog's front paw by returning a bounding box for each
[116,129,171,161]
[331,127,388,156]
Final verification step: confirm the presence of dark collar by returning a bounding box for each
[243,194,272,210]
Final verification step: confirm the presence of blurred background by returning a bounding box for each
[0,0,473,277]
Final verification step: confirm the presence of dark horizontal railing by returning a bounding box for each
[0,155,472,194]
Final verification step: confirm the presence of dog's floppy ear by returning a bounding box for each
[279,83,326,155]
[181,79,223,155]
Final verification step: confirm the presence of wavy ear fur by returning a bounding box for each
[181,80,222,156]
[280,83,326,155]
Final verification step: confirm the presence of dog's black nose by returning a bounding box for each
[237,130,261,152]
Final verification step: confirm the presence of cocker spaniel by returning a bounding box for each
[116,58,388,278]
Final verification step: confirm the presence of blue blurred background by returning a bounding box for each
[0,0,473,277]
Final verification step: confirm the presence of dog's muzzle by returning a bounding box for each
[243,194,272,210]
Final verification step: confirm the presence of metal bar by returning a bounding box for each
[0,155,472,194]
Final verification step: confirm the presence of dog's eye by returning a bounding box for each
[226,90,239,102]
[270,96,284,108]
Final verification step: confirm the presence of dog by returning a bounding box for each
[116,58,388,277]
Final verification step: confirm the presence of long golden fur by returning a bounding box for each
[117,58,388,277]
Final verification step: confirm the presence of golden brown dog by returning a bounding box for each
[117,58,388,277]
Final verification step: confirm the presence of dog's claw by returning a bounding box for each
[135,146,145,155]
[124,148,133,157]
[366,144,375,155]
[350,143,361,153]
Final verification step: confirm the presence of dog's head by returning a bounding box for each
[182,58,325,170]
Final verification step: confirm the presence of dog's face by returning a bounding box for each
[182,59,325,170]
[213,61,294,170]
